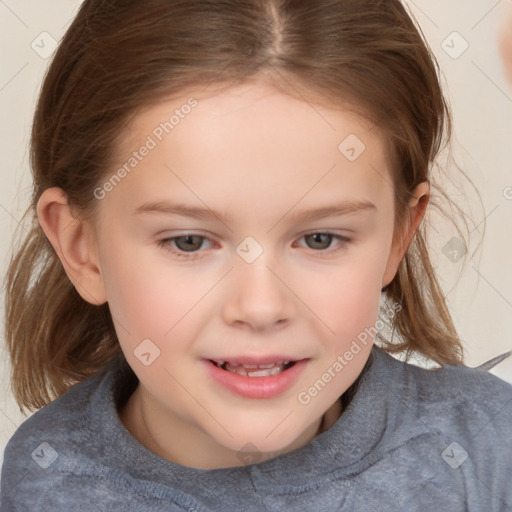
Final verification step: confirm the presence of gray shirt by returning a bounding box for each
[2,345,512,511]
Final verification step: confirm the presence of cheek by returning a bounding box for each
[98,237,209,340]
[332,268,381,334]
[294,250,387,347]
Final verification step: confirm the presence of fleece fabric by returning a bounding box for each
[2,345,512,511]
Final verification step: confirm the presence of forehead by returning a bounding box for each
[107,81,394,218]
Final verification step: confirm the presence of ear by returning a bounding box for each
[499,11,512,86]
[36,187,107,305]
[381,181,430,289]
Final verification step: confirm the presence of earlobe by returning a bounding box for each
[36,187,107,306]
[381,181,430,289]
[499,12,512,86]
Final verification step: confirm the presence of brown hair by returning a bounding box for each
[4,0,469,412]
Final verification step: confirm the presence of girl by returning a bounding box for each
[2,0,511,510]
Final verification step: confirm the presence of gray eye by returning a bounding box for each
[173,235,205,252]
[304,233,333,250]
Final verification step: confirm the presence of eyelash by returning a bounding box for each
[156,232,351,261]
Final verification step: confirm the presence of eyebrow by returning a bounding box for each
[133,200,377,223]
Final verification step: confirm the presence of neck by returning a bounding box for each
[120,385,343,469]
[316,398,343,436]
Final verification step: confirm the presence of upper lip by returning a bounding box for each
[208,356,307,365]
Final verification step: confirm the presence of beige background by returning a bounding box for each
[1,0,512,472]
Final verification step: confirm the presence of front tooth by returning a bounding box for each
[247,366,283,377]
[216,360,225,367]
[227,364,285,377]
[252,363,276,369]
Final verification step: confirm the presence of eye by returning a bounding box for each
[172,235,208,252]
[156,231,351,261]
[157,234,213,259]
[296,232,350,252]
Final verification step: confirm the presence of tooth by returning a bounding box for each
[247,370,271,377]
[225,364,286,377]
[216,360,225,367]
[255,363,277,369]
[247,366,284,377]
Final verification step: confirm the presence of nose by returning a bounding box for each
[221,255,296,332]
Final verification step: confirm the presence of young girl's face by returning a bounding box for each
[86,80,414,468]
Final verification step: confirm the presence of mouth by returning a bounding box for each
[204,357,309,399]
[209,360,297,377]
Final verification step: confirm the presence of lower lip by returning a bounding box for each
[203,359,309,399]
